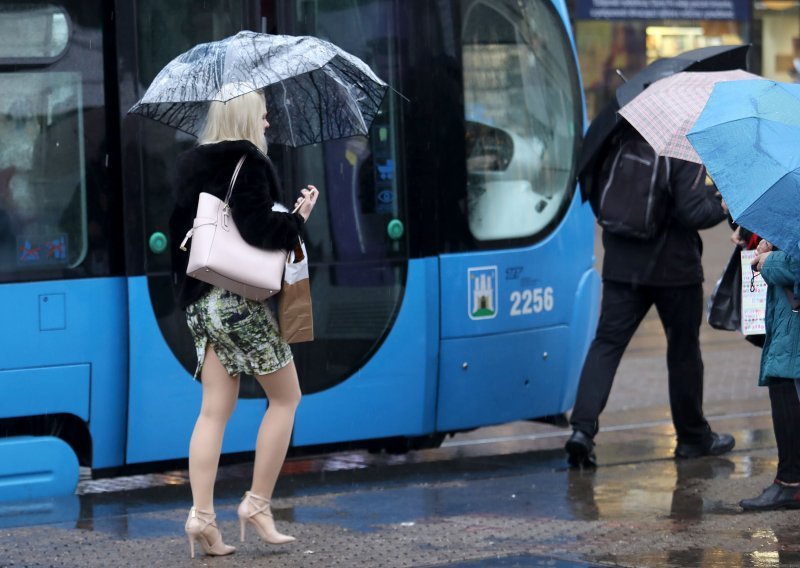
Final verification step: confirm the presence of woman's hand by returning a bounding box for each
[754,251,772,272]
[730,227,745,247]
[756,239,773,255]
[751,240,773,273]
[295,185,319,222]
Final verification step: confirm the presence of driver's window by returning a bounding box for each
[0,71,87,274]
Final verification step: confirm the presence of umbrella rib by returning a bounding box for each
[279,80,296,147]
[286,72,318,143]
[308,71,328,142]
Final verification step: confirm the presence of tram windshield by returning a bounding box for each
[461,0,581,243]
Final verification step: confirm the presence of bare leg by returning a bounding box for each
[189,345,240,512]
[251,360,301,498]
[238,360,301,543]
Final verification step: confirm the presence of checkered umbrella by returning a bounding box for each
[618,69,762,163]
[577,45,750,202]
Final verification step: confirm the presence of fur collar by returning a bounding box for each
[174,140,269,206]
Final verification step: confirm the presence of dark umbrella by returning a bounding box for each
[578,44,750,202]
[128,31,388,147]
[616,45,751,106]
[577,102,623,202]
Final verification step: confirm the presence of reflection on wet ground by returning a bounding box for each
[1,403,799,567]
[421,555,598,567]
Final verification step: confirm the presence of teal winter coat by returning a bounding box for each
[759,250,800,386]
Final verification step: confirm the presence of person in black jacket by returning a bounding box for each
[169,87,319,558]
[565,156,735,468]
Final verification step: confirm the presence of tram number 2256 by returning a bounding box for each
[509,287,554,317]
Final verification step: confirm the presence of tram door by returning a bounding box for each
[120,0,424,461]
[435,0,588,432]
[118,1,277,465]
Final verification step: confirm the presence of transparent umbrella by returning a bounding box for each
[127,31,388,147]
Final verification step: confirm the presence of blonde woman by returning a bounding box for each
[168,87,318,558]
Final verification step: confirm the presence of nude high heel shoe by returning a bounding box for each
[237,491,296,544]
[185,507,236,559]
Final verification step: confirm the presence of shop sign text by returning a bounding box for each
[575,0,750,21]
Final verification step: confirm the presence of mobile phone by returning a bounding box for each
[292,188,317,214]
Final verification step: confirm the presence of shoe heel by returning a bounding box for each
[239,517,246,543]
[188,535,196,559]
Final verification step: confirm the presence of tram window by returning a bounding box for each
[0,5,69,63]
[136,0,250,87]
[461,0,581,243]
[0,72,88,274]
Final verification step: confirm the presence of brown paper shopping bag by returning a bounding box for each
[277,241,314,343]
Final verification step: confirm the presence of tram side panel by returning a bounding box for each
[0,0,128,500]
[436,194,598,432]
[0,279,129,499]
[436,0,598,431]
[292,259,439,446]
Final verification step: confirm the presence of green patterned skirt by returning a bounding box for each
[185,287,293,381]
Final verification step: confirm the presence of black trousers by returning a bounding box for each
[769,380,800,484]
[570,281,711,444]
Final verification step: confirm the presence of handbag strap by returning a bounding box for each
[180,153,247,251]
[223,154,248,207]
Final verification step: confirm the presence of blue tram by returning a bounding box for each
[0,0,598,501]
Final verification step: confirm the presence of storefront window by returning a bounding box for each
[753,2,800,82]
[571,1,750,120]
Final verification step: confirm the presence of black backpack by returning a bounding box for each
[592,132,671,240]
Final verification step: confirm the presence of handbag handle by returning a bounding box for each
[179,154,247,251]
[223,154,248,207]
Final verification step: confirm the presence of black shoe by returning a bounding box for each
[674,432,735,459]
[565,430,597,469]
[740,481,800,511]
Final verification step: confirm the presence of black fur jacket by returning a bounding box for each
[169,140,304,309]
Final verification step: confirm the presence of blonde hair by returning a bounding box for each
[198,86,268,154]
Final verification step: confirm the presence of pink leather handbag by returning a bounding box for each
[179,154,287,301]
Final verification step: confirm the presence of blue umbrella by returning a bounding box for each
[688,80,800,258]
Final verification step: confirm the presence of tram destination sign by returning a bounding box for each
[575,0,750,21]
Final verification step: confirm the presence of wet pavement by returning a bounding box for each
[0,397,797,568]
[2,224,795,568]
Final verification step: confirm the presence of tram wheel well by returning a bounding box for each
[366,433,448,455]
[0,413,91,467]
